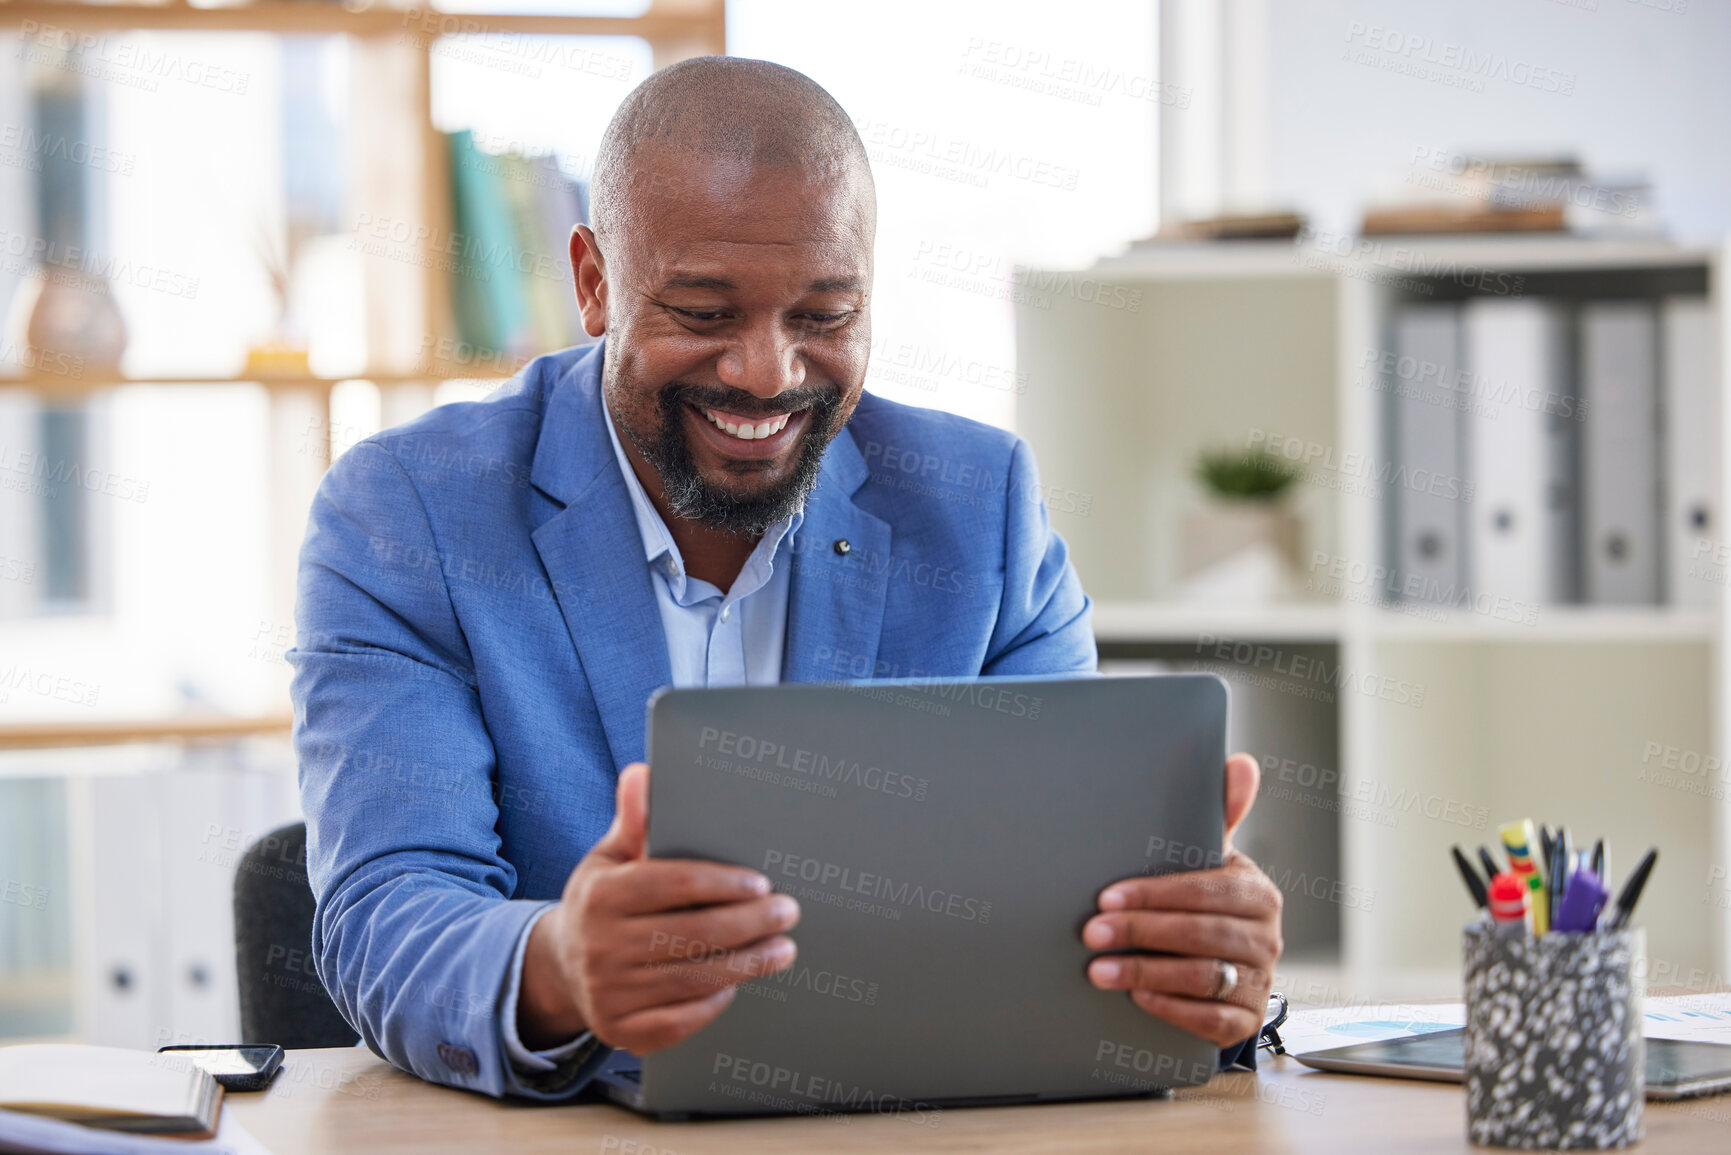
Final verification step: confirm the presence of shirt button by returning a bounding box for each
[720,606,732,623]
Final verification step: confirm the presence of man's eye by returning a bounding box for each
[798,312,852,327]
[672,307,728,322]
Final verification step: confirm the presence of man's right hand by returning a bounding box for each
[517,762,801,1053]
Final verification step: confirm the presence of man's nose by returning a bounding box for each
[715,323,807,397]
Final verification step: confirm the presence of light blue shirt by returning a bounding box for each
[599,393,803,688]
[497,393,803,1078]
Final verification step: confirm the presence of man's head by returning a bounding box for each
[573,57,876,536]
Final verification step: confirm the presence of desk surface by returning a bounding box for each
[228,1045,1728,1154]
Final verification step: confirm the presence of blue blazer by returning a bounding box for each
[289,340,1096,1097]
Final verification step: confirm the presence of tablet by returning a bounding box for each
[614,674,1231,1119]
[1295,1028,1731,1100]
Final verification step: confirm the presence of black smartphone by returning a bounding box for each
[155,1044,285,1092]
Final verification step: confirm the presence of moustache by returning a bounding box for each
[665,381,842,421]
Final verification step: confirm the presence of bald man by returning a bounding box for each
[290,57,1282,1103]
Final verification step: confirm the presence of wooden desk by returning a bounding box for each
[228,1046,1728,1153]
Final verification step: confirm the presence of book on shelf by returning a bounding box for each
[1362,203,1566,236]
[1580,302,1662,605]
[1130,211,1307,246]
[1663,298,1721,608]
[1361,153,1656,236]
[445,130,593,362]
[1462,298,1578,607]
[1387,304,1466,606]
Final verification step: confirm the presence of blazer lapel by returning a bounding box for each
[784,427,892,683]
[529,344,671,770]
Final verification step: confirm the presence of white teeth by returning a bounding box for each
[703,409,790,441]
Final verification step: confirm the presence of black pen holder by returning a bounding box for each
[1462,924,1644,1149]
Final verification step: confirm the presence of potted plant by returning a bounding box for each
[1176,446,1305,602]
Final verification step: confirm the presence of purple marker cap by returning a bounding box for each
[1552,866,1609,933]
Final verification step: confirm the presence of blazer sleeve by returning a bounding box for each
[981,437,1096,677]
[288,440,593,1100]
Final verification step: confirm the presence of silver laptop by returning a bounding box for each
[596,674,1230,1120]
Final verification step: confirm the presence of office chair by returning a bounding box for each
[232,821,361,1049]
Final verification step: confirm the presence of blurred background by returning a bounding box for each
[0,0,1727,1049]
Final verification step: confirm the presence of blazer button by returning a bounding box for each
[437,1042,480,1077]
[834,538,851,556]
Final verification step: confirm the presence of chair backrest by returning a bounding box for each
[232,821,360,1049]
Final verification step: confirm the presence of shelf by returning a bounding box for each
[0,714,293,750]
[1093,602,1342,645]
[1092,601,1719,646]
[0,1,723,39]
[1088,235,1715,283]
[0,369,515,396]
[1087,240,1335,281]
[1368,605,1720,644]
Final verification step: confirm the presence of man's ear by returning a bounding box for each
[570,224,608,338]
[1223,752,1261,853]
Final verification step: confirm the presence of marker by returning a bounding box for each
[1590,838,1606,884]
[1478,845,1504,885]
[1603,848,1658,931]
[1488,872,1531,936]
[1552,867,1609,933]
[1500,820,1548,934]
[1451,845,1489,910]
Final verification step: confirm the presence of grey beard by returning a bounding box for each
[617,381,844,536]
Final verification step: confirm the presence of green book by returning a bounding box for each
[447,130,530,356]
[498,152,570,354]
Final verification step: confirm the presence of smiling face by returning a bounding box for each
[572,148,874,536]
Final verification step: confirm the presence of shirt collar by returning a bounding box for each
[600,391,804,582]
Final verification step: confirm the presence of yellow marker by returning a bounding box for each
[1499,820,1548,933]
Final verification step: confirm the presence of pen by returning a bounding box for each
[1590,838,1606,884]
[1539,824,1553,870]
[1452,845,1489,910]
[1603,848,1658,931]
[1552,866,1609,933]
[1489,872,1531,936]
[1478,845,1503,884]
[1501,820,1547,934]
[1551,828,1572,925]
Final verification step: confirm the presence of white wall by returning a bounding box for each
[731,0,1161,429]
[1257,0,1730,242]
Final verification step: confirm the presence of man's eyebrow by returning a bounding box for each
[657,273,864,294]
[659,273,735,292]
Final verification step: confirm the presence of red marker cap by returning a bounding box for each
[1488,872,1529,923]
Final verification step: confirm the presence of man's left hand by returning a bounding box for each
[1082,752,1283,1049]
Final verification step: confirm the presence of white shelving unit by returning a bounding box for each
[1017,236,1731,1001]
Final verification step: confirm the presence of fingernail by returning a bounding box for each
[1099,888,1128,911]
[1083,920,1115,949]
[1090,959,1122,986]
[747,873,772,895]
[770,895,799,923]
